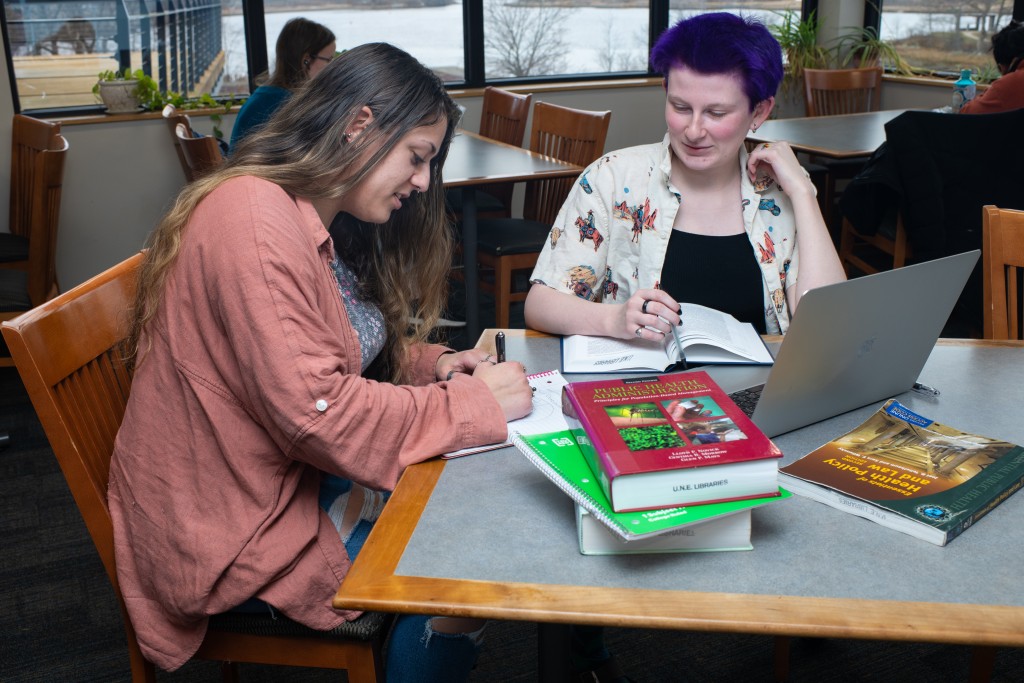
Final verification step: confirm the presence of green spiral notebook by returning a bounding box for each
[513,428,790,542]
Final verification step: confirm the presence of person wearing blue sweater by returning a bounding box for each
[229,18,336,152]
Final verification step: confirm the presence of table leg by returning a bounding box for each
[461,186,479,344]
[537,622,572,682]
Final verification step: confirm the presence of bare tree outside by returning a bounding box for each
[485,1,574,78]
[596,19,648,73]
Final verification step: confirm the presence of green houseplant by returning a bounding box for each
[93,68,161,114]
[771,11,915,107]
[94,68,242,142]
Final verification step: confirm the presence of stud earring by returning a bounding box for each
[303,59,310,66]
[344,132,353,141]
[751,125,758,133]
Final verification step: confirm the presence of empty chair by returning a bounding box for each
[0,115,63,270]
[982,205,1024,339]
[0,131,68,367]
[803,67,883,117]
[0,252,390,682]
[447,86,533,219]
[162,103,195,181]
[175,123,223,181]
[803,67,884,232]
[473,101,610,328]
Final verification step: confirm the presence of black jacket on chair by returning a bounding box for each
[840,107,1024,334]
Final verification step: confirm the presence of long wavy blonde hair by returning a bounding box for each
[128,43,462,383]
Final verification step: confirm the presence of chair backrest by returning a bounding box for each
[1,251,146,674]
[24,134,69,306]
[803,67,883,117]
[479,86,532,148]
[524,101,611,225]
[176,123,223,181]
[9,114,62,239]
[477,87,533,212]
[982,205,1024,340]
[163,104,195,181]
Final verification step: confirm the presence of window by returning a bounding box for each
[877,1,1017,81]
[1,0,811,115]
[483,0,650,79]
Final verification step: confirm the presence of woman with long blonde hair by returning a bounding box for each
[111,43,532,681]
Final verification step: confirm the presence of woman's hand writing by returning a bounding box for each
[612,288,682,340]
[473,361,533,421]
[435,349,491,381]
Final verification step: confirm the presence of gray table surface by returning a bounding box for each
[399,335,1024,607]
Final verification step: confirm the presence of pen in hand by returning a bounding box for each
[495,332,506,363]
[494,331,533,392]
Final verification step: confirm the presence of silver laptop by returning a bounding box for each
[731,250,980,438]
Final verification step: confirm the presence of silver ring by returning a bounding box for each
[641,300,651,314]
[635,326,643,338]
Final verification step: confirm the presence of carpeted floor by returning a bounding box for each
[2,282,1020,682]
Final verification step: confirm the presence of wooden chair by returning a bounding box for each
[474,101,610,328]
[803,67,883,117]
[0,132,69,367]
[0,252,390,682]
[175,122,223,181]
[162,104,195,181]
[447,86,533,219]
[838,214,910,276]
[803,67,884,232]
[0,115,63,270]
[982,205,1024,340]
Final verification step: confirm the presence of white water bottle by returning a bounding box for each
[952,69,977,112]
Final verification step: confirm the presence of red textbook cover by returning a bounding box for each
[562,371,782,513]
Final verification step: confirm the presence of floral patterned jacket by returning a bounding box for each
[530,134,799,334]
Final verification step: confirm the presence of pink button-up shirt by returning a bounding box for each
[108,177,506,671]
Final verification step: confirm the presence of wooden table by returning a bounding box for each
[445,133,582,342]
[335,332,1024,680]
[746,109,907,159]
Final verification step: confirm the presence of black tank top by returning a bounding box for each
[658,229,767,335]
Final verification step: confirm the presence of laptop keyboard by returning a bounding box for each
[728,384,765,418]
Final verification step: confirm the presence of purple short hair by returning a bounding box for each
[650,12,784,110]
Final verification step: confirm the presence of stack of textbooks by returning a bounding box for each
[513,370,788,555]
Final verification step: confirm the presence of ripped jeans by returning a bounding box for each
[325,476,486,683]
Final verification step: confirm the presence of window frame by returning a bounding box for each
[1,0,819,116]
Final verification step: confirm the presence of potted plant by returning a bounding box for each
[835,26,914,74]
[93,68,160,114]
[771,11,915,109]
[772,11,834,101]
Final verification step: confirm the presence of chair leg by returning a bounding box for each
[345,641,386,683]
[968,645,996,683]
[220,661,240,683]
[773,635,792,682]
[494,259,514,329]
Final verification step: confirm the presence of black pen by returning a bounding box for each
[495,332,506,363]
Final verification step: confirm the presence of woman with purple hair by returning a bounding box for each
[526,12,845,340]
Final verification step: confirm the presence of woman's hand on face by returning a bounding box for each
[473,361,533,421]
[436,349,492,381]
[613,288,682,341]
[746,141,815,200]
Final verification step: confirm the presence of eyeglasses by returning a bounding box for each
[313,54,334,64]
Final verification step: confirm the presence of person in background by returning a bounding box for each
[959,21,1024,114]
[525,12,845,340]
[109,43,532,681]
[228,17,336,151]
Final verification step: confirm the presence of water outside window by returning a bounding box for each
[2,0,1012,113]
